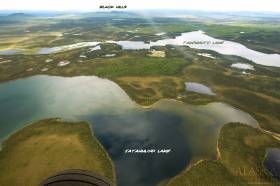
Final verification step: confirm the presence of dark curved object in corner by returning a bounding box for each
[39,169,113,186]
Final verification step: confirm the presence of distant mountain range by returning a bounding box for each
[0,10,279,21]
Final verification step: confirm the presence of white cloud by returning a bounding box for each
[0,0,279,12]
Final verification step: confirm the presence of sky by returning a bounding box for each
[0,0,280,12]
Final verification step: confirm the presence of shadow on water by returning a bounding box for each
[83,110,191,186]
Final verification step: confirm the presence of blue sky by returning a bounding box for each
[0,0,279,12]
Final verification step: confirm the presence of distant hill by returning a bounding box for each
[0,13,35,25]
[82,11,139,18]
[8,12,34,17]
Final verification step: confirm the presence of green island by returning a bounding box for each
[0,118,116,186]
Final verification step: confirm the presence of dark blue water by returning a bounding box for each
[83,110,190,186]
[264,148,280,181]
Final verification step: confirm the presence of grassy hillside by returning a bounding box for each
[0,118,116,186]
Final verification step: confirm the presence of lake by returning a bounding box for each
[185,82,216,95]
[0,75,258,186]
[37,42,100,54]
[231,63,255,70]
[0,49,18,55]
[1,30,280,67]
[151,30,280,67]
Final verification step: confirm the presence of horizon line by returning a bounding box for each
[1,9,280,13]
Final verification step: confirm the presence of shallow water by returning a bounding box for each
[0,75,257,186]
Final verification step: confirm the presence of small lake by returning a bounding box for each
[0,49,18,55]
[231,63,255,70]
[107,40,150,50]
[37,42,100,54]
[1,31,280,67]
[185,82,216,95]
[0,75,257,186]
[264,148,280,181]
